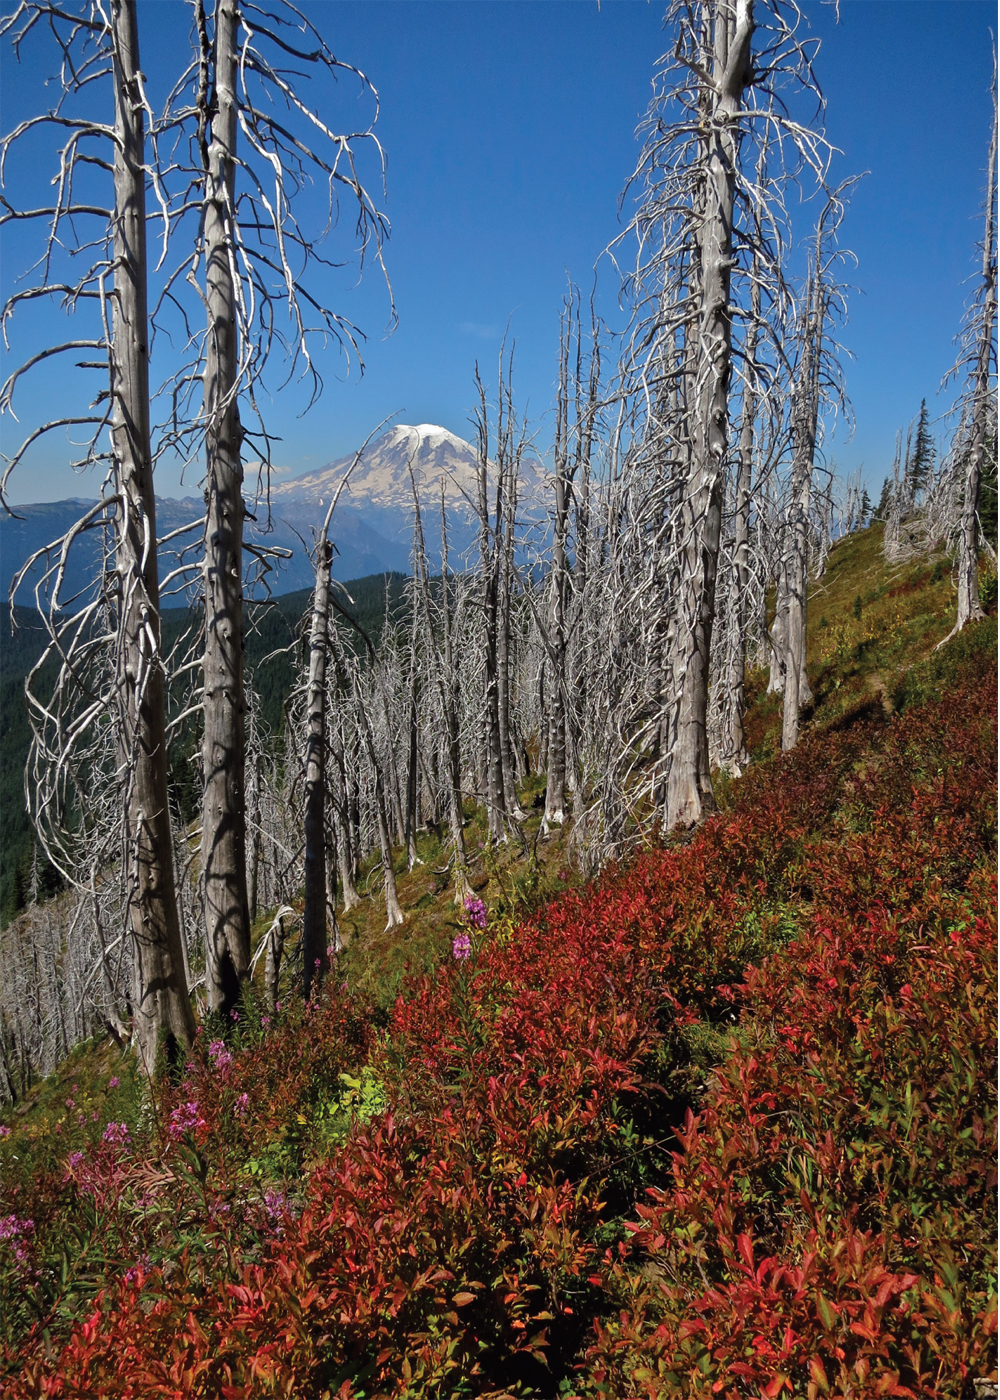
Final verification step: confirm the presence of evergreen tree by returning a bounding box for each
[906,399,936,502]
[875,475,894,521]
[859,487,871,527]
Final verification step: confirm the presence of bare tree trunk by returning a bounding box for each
[332,749,361,911]
[264,908,287,1013]
[248,750,262,924]
[111,0,195,1070]
[440,497,472,899]
[497,436,525,815]
[201,0,250,1016]
[543,311,571,830]
[475,372,509,843]
[781,328,817,747]
[718,262,759,774]
[346,660,404,928]
[404,602,423,870]
[944,101,996,641]
[782,243,827,749]
[302,535,333,999]
[665,0,754,828]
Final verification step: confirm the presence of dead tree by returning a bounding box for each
[779,185,856,750]
[301,436,374,995]
[534,288,602,831]
[0,0,196,1072]
[715,261,760,774]
[472,353,529,842]
[936,74,997,643]
[616,0,832,828]
[142,0,390,1014]
[197,0,251,1015]
[408,471,472,899]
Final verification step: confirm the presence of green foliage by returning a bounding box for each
[891,615,997,711]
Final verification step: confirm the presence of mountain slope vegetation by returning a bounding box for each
[0,527,996,1397]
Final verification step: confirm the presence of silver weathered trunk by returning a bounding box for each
[111,0,196,1071]
[949,111,996,639]
[781,280,823,751]
[302,534,334,999]
[201,0,250,1014]
[665,0,754,828]
[717,267,759,774]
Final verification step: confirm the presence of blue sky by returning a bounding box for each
[0,0,995,503]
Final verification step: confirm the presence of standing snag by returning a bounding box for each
[936,72,997,644]
[1,0,196,1072]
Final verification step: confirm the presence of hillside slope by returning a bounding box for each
[0,528,996,1396]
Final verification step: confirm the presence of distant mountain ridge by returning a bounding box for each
[0,424,548,604]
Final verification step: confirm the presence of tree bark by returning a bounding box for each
[718,261,759,774]
[110,0,196,1071]
[782,261,825,750]
[665,0,754,828]
[201,0,250,1016]
[302,535,333,999]
[948,106,996,638]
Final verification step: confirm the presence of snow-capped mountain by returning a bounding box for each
[272,424,483,513]
[261,422,547,585]
[1,425,549,605]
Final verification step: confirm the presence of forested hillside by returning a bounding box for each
[0,575,407,929]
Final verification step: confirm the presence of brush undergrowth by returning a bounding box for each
[0,528,995,1397]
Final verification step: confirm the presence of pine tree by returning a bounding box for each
[859,488,871,526]
[906,399,935,503]
[875,475,894,521]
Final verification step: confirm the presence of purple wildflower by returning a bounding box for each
[0,1125,10,1138]
[0,1214,34,1262]
[123,1255,150,1287]
[102,1121,130,1147]
[168,1101,205,1139]
[235,1093,249,1116]
[208,1039,233,1073]
[463,897,487,930]
[452,932,472,961]
[263,1187,293,1228]
[108,1076,120,1089]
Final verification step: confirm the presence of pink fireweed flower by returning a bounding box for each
[208,1039,233,1073]
[0,1125,10,1138]
[235,1093,249,1116]
[102,1121,130,1147]
[168,1101,206,1139]
[108,1077,120,1089]
[123,1253,150,1287]
[0,1214,34,1262]
[452,932,472,961]
[463,897,487,930]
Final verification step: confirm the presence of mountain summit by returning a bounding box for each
[270,423,543,516]
[0,425,547,602]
